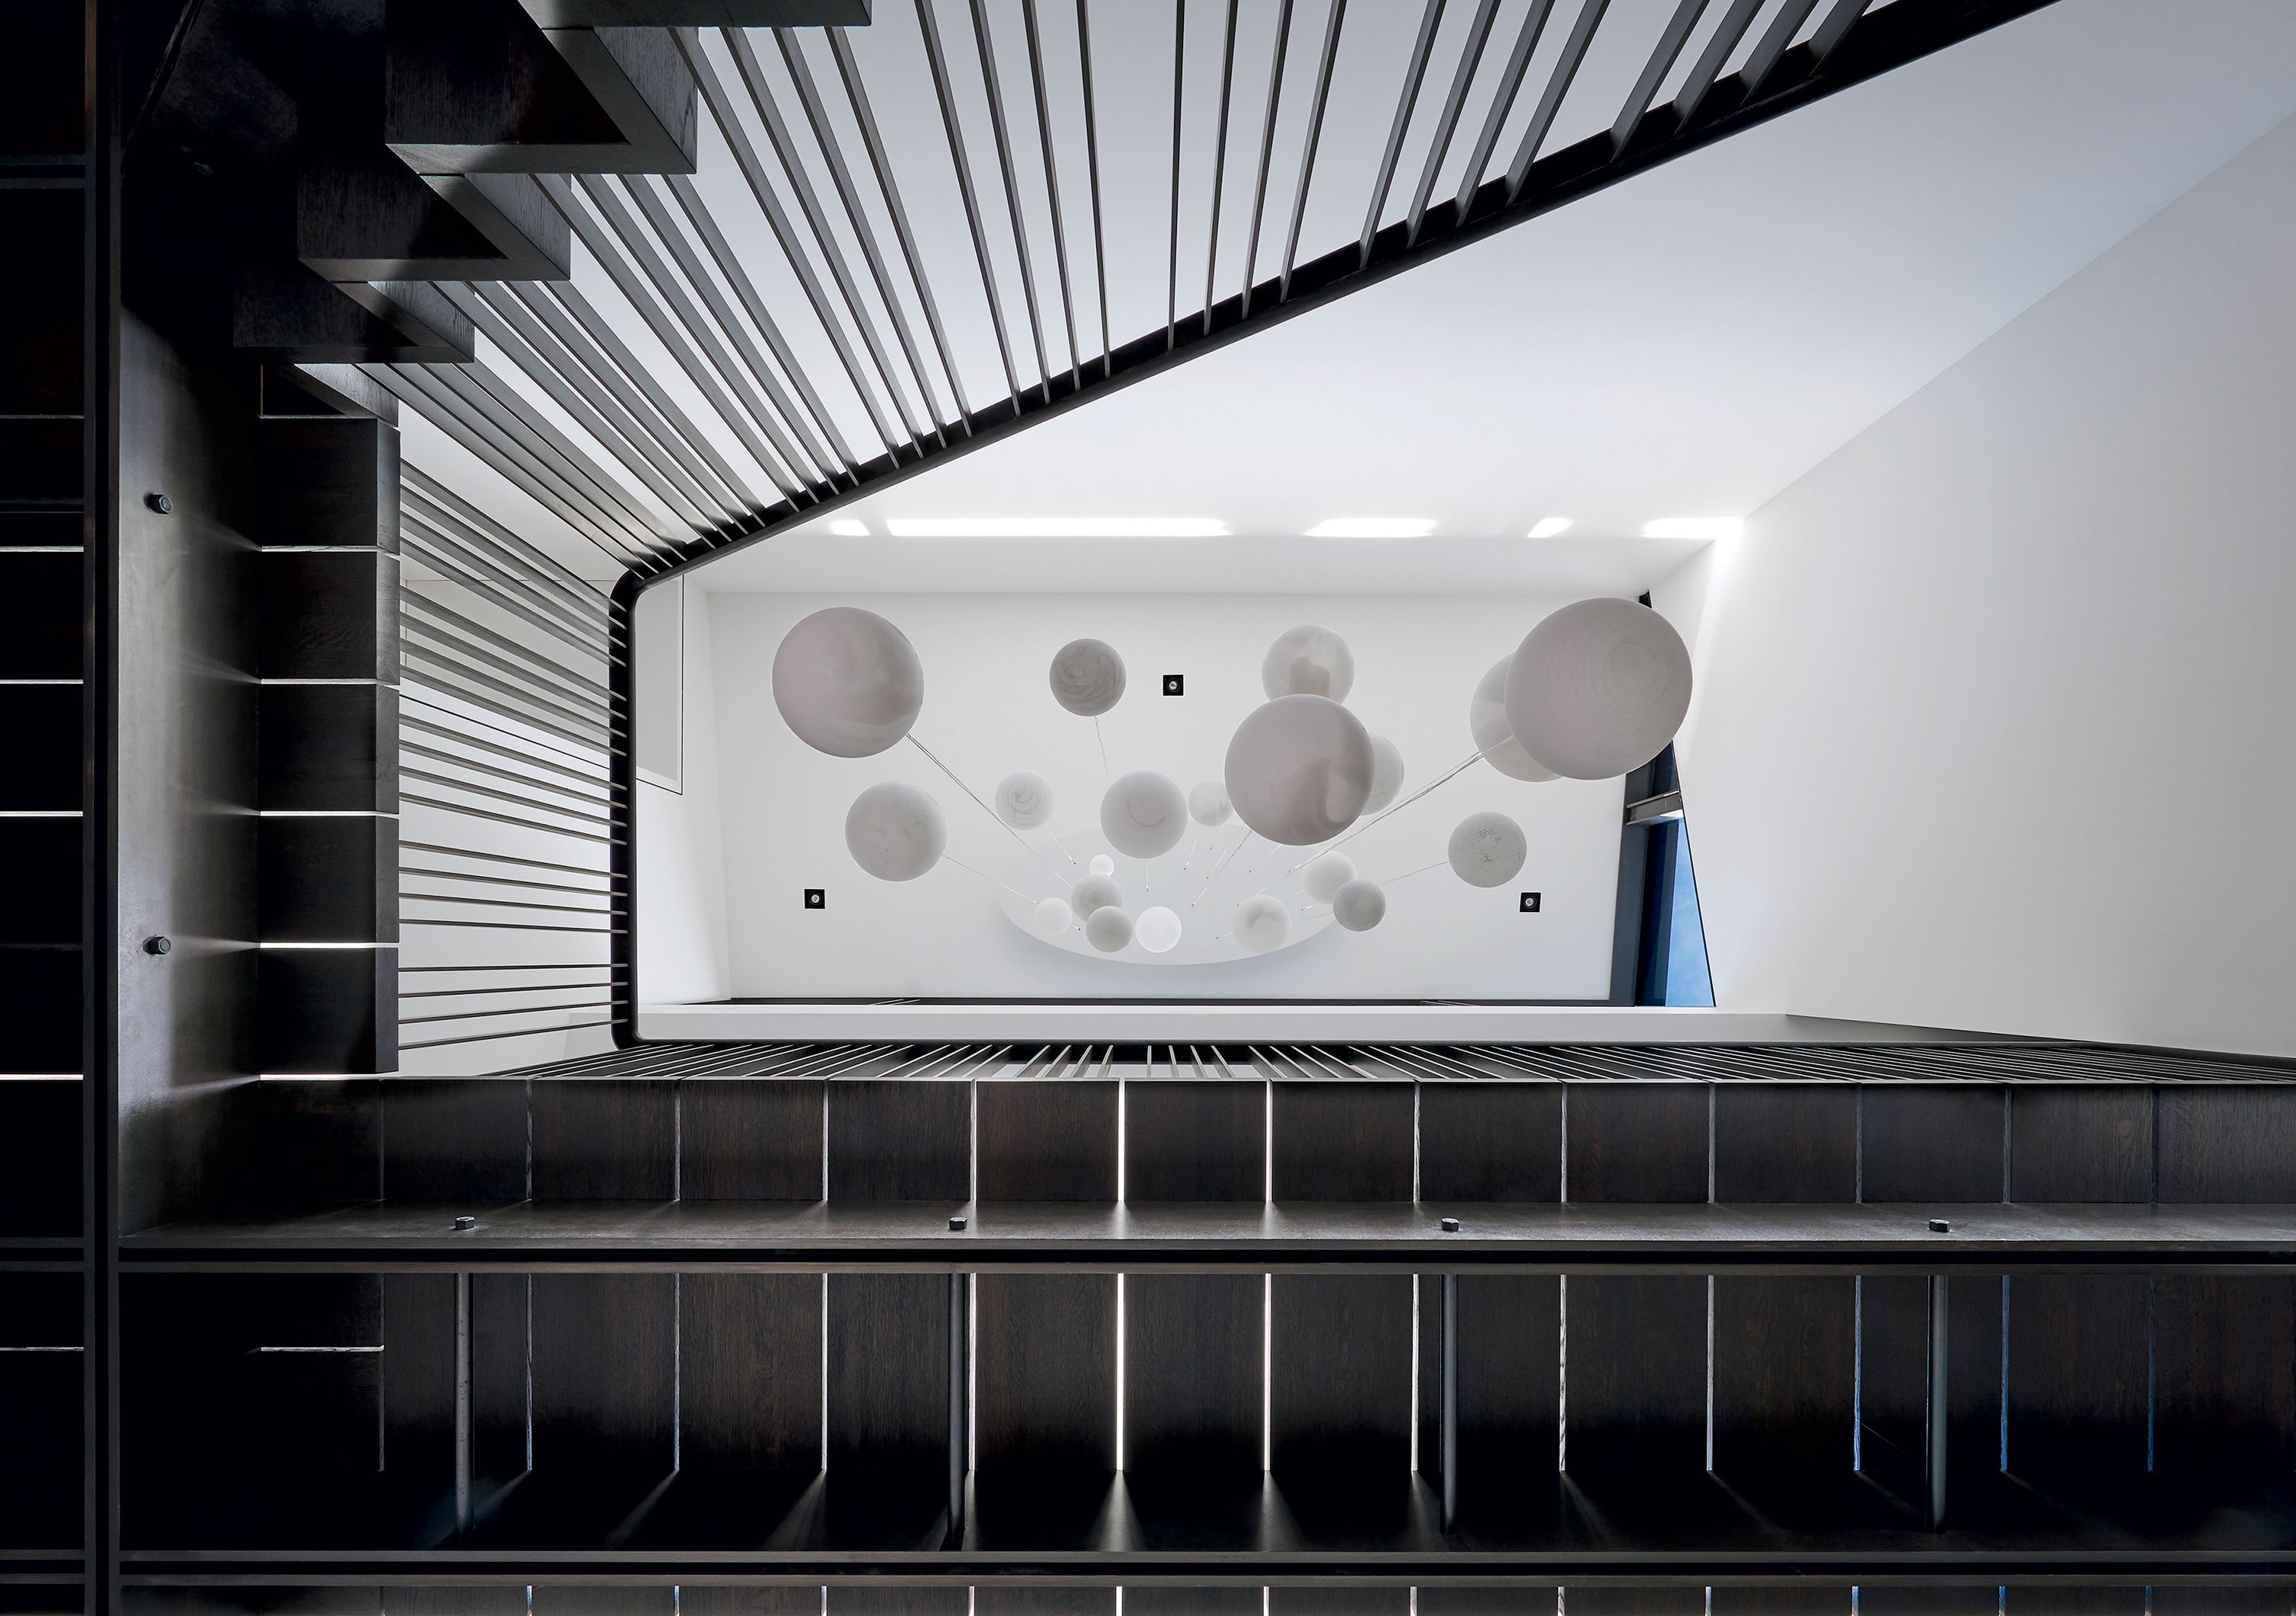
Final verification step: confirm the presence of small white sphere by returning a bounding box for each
[1135,905,1183,953]
[1234,893,1290,954]
[1032,897,1073,935]
[1070,874,1122,916]
[1363,735,1406,813]
[1448,811,1528,888]
[1332,878,1387,932]
[1084,905,1134,953]
[1303,852,1357,905]
[995,771,1055,829]
[843,782,945,881]
[1050,637,1126,716]
[771,607,924,758]
[1088,854,1115,878]
[1188,780,1233,826]
[1100,771,1188,858]
[1261,624,1355,701]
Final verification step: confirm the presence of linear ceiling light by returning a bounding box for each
[1303,518,1436,538]
[827,518,869,536]
[1642,516,1743,539]
[1527,517,1573,538]
[884,517,1229,537]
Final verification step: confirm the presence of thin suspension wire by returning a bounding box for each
[1199,0,1241,334]
[1305,749,1482,863]
[905,733,1069,881]
[1237,0,1295,319]
[914,0,1026,404]
[1019,0,1084,387]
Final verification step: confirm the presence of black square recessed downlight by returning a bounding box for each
[1163,674,1184,695]
[804,888,825,910]
[1519,892,1541,913]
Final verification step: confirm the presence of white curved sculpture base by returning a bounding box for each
[996,829,1335,966]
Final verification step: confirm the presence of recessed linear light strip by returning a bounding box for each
[879,517,1230,538]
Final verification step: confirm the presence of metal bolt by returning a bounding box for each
[453,1216,477,1231]
[144,492,173,515]
[1440,1217,1461,1233]
[1927,1218,1952,1233]
[142,935,171,955]
[949,1214,967,1232]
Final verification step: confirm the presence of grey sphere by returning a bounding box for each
[1100,771,1188,858]
[772,607,924,758]
[1189,780,1233,826]
[1069,874,1122,916]
[843,782,945,881]
[1363,734,1407,813]
[1084,905,1134,953]
[1470,655,1556,782]
[1505,598,1692,780]
[1261,623,1355,701]
[1332,878,1387,932]
[995,771,1055,829]
[1223,694,1375,846]
[1448,811,1527,888]
[1050,637,1127,716]
[1234,893,1291,954]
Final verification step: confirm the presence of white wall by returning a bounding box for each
[696,591,1625,1002]
[634,580,732,1004]
[1664,112,2296,1058]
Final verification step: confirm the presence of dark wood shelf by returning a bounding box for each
[118,1200,2296,1273]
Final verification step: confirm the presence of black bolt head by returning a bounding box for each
[144,492,173,515]
[453,1216,478,1231]
[143,935,171,955]
[949,1214,967,1231]
[1927,1217,1952,1233]
[1440,1217,1461,1233]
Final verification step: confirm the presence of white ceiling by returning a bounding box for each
[685,0,2296,596]
[403,0,2296,596]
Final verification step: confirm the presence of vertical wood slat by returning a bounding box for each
[1712,1086,1856,1203]
[679,1273,823,1472]
[977,1078,1117,1201]
[1860,1085,2005,1203]
[1449,1276,1561,1503]
[1564,1085,1707,1203]
[1270,1081,1414,1201]
[529,1273,675,1471]
[2151,1276,2296,1485]
[828,1079,971,1201]
[1268,1274,1412,1507]
[680,1079,824,1200]
[469,1272,529,1490]
[827,1272,951,1484]
[1125,1080,1265,1201]
[1564,1275,1707,1477]
[1417,1083,1561,1202]
[381,1272,458,1510]
[973,1272,1116,1474]
[530,1079,674,1200]
[2009,1089,2153,1202]
[2004,1275,2150,1489]
[1711,1276,1855,1484]
[1123,1272,1263,1487]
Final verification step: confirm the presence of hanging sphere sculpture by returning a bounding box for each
[1223,695,1375,845]
[771,607,924,758]
[1448,811,1527,888]
[1363,735,1407,813]
[1504,598,1693,780]
[1050,637,1127,716]
[1089,854,1115,878]
[843,782,945,881]
[1135,906,1183,954]
[1084,905,1135,953]
[1101,771,1188,858]
[1069,874,1122,916]
[1470,655,1557,782]
[1033,897,1074,935]
[1304,852,1357,905]
[994,771,1055,829]
[1234,894,1291,954]
[1332,878,1388,932]
[1189,780,1233,827]
[1261,624,1355,701]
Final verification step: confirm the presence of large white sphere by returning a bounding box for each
[1363,735,1406,813]
[1088,854,1115,878]
[1449,811,1527,888]
[994,771,1055,829]
[1101,771,1187,858]
[1223,695,1375,846]
[1505,598,1693,779]
[1234,894,1290,954]
[771,607,923,758]
[1303,852,1357,905]
[1084,905,1134,953]
[1135,905,1182,953]
[1070,874,1122,916]
[843,782,945,881]
[1188,780,1233,826]
[1261,624,1355,701]
[1050,637,1126,716]
[1332,878,1387,932]
[1033,897,1074,935]
[1470,655,1557,782]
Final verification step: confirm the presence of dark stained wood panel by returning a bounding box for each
[1561,1590,1703,1616]
[1120,1592,1262,1616]
[531,1592,674,1616]
[2004,1276,2149,1487]
[1564,1276,1707,1476]
[1861,1086,2006,1203]
[974,1273,1116,1474]
[828,1080,971,1202]
[530,1079,675,1201]
[530,1273,675,1471]
[1124,1273,1263,1482]
[1416,1592,1561,1616]
[1565,1085,1708,1204]
[977,1080,1118,1201]
[1856,1274,1932,1506]
[678,1592,823,1616]
[2152,1276,2296,1484]
[2157,1087,2296,1201]
[1418,1083,1561,1203]
[380,1272,457,1501]
[827,1589,967,1616]
[679,1272,823,1473]
[469,1273,530,1488]
[681,1079,824,1201]
[1856,1591,2002,1616]
[975,1589,1116,1616]
[1453,1276,1561,1496]
[381,1590,529,1616]
[2009,1089,2152,1203]
[1709,1591,1849,1615]
[2151,1590,2295,1615]
[1271,1082,1414,1201]
[1711,1276,1854,1479]
[1946,1273,2007,1491]
[383,1079,527,1204]
[1267,1591,1407,1616]
[827,1272,949,1470]
[1125,1080,1266,1201]
[1269,1275,1411,1486]
[1712,1087,1856,1203]
[2001,1592,2145,1615]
